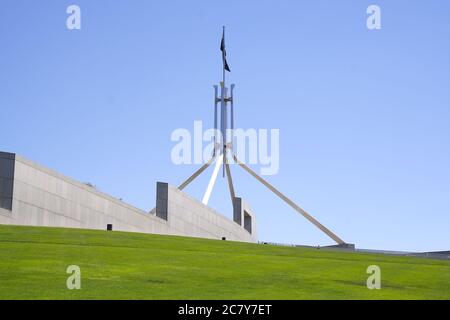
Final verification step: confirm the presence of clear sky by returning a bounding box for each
[1,1,449,252]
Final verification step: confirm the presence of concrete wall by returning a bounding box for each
[0,152,256,243]
[233,197,257,239]
[156,183,255,242]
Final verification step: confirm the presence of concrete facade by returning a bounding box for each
[0,152,256,243]
[155,182,255,242]
[233,197,257,237]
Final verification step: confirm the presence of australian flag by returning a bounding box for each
[220,29,231,72]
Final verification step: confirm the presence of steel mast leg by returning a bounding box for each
[178,156,216,191]
[149,156,216,214]
[232,153,345,245]
[202,155,223,205]
[224,147,236,205]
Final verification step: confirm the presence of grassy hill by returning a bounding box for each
[0,225,448,300]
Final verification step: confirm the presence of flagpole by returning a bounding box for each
[222,26,226,177]
[222,26,226,87]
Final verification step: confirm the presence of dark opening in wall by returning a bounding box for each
[155,182,168,220]
[244,210,252,234]
[233,197,242,225]
[0,152,15,211]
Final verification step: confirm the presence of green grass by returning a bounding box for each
[0,225,448,300]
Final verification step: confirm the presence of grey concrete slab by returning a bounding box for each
[0,151,257,243]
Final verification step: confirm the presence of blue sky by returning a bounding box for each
[1,1,449,251]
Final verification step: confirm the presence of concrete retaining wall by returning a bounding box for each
[0,152,256,242]
[156,183,255,242]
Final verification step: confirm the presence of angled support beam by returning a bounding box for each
[178,156,216,191]
[232,154,345,245]
[202,155,223,205]
[224,160,236,205]
[149,156,215,213]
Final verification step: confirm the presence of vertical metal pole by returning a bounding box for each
[220,84,225,149]
[220,85,227,177]
[223,67,225,88]
[214,85,219,156]
[230,84,235,151]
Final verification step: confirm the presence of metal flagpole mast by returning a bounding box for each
[222,26,226,87]
[221,26,236,206]
[222,26,226,177]
[154,28,349,247]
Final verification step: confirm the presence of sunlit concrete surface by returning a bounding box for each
[0,151,256,243]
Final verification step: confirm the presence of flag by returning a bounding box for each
[220,29,231,72]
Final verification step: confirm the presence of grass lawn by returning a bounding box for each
[0,225,448,300]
